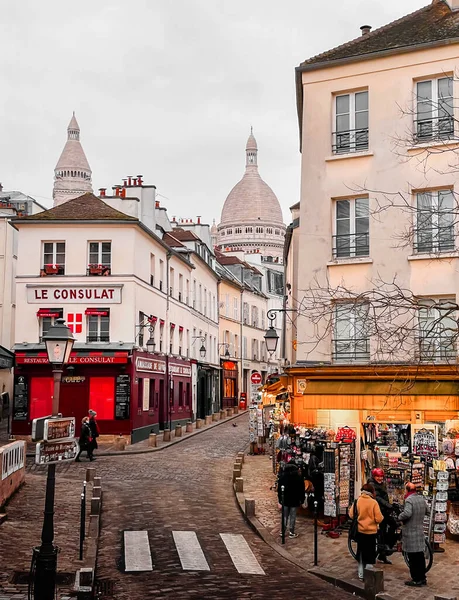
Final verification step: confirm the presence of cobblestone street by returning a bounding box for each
[243,451,459,600]
[0,413,356,599]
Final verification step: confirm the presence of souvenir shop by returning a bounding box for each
[283,363,459,547]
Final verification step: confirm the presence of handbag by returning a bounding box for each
[349,499,359,541]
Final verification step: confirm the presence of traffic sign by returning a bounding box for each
[32,415,52,442]
[35,439,79,465]
[43,417,76,442]
[250,372,262,385]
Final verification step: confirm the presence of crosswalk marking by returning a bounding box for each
[220,533,265,575]
[124,531,153,572]
[172,531,210,571]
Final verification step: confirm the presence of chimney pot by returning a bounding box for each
[120,188,126,198]
[137,175,143,185]
[155,200,160,209]
[128,176,132,186]
[112,186,117,195]
[122,179,127,187]
[197,216,201,224]
[99,188,106,197]
[360,25,371,35]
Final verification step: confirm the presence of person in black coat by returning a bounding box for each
[308,445,324,511]
[87,409,100,461]
[277,463,305,538]
[369,468,397,563]
[75,417,92,462]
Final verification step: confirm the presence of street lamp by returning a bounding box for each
[218,343,231,358]
[136,314,156,353]
[34,318,74,600]
[146,334,156,353]
[199,344,206,358]
[264,308,297,355]
[192,336,206,359]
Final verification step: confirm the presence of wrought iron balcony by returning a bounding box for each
[332,233,370,259]
[332,338,370,362]
[416,335,456,362]
[414,117,455,143]
[332,128,369,154]
[413,227,455,254]
[86,334,110,343]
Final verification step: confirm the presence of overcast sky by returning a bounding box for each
[1,0,425,224]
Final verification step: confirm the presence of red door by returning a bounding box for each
[30,377,54,420]
[59,380,89,435]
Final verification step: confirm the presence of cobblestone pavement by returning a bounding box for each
[244,452,459,600]
[1,413,354,600]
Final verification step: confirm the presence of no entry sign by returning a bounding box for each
[250,372,262,385]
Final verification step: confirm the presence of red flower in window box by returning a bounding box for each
[44,264,59,275]
[88,263,104,275]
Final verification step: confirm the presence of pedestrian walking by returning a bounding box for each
[308,445,324,511]
[397,482,429,587]
[88,409,100,461]
[369,468,398,563]
[277,462,305,539]
[75,417,92,462]
[349,483,384,580]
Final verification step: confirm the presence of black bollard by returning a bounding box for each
[281,485,285,545]
[313,500,318,566]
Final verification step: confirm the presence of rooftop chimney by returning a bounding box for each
[99,188,106,197]
[155,200,160,209]
[137,175,143,186]
[197,216,201,224]
[360,25,372,35]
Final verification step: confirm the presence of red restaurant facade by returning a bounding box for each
[12,347,192,443]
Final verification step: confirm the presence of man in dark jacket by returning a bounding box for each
[87,409,100,461]
[369,468,397,563]
[277,463,305,538]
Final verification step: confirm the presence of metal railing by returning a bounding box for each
[332,233,370,258]
[414,117,455,143]
[416,335,456,362]
[332,128,369,154]
[332,338,370,362]
[413,227,455,253]
[86,334,110,343]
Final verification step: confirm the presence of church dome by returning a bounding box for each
[219,131,283,226]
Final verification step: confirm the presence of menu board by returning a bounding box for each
[13,375,28,421]
[115,374,130,420]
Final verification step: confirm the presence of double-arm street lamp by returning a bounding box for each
[34,318,74,600]
[263,308,297,355]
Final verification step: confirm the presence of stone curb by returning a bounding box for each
[24,410,247,458]
[232,451,370,599]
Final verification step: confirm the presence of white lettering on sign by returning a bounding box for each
[26,285,123,304]
[169,364,192,377]
[135,357,166,374]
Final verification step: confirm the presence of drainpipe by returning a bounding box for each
[165,252,172,430]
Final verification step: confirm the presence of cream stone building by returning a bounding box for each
[53,113,93,206]
[289,0,459,428]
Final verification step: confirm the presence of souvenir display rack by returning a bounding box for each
[323,441,356,517]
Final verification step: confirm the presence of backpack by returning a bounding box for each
[349,499,359,541]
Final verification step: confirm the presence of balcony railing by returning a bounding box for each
[332,233,370,259]
[332,128,369,154]
[416,335,456,362]
[86,334,110,343]
[332,338,370,362]
[413,227,455,254]
[414,117,455,143]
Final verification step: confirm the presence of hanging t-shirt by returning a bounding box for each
[336,427,356,443]
[413,428,438,460]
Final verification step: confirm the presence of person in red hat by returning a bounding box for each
[369,468,398,563]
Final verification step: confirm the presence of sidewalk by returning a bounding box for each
[240,453,459,600]
[0,410,246,456]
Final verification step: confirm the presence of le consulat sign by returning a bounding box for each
[26,284,123,304]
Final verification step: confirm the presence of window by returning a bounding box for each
[333,198,369,258]
[267,228,273,235]
[42,242,65,275]
[267,270,284,295]
[256,227,263,233]
[243,302,249,324]
[169,267,175,297]
[150,253,155,286]
[227,229,233,235]
[159,321,164,352]
[178,274,183,302]
[418,298,456,362]
[333,91,369,154]
[221,230,226,236]
[235,227,242,234]
[333,302,370,362]
[275,229,280,235]
[251,306,258,328]
[88,242,111,275]
[87,309,110,342]
[233,297,238,320]
[159,259,164,291]
[415,190,455,253]
[38,308,63,341]
[415,77,453,142]
[245,227,253,234]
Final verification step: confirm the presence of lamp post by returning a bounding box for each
[192,336,206,359]
[34,318,74,600]
[217,343,231,359]
[264,308,297,356]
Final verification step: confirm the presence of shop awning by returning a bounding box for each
[36,309,61,318]
[85,309,109,316]
[0,345,13,369]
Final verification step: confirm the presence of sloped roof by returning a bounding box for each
[300,1,458,69]
[170,228,199,242]
[163,232,186,248]
[13,193,138,222]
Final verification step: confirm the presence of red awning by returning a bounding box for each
[36,309,61,318]
[85,309,109,316]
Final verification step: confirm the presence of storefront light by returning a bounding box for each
[42,317,75,366]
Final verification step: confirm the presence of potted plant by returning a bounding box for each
[88,263,103,275]
[44,264,59,275]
